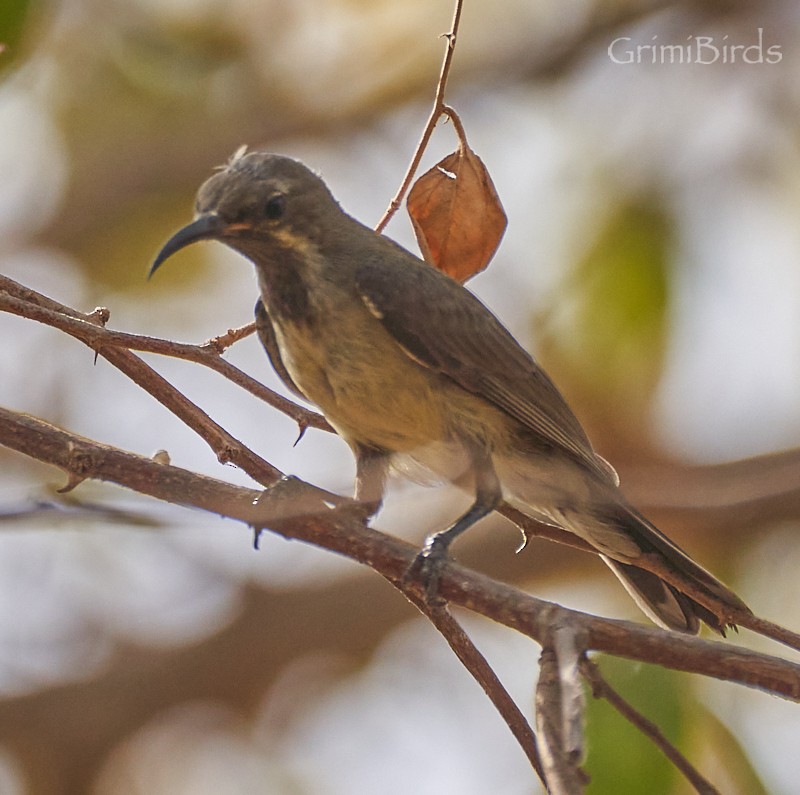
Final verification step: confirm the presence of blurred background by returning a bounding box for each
[2,0,800,792]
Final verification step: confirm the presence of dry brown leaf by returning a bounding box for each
[407,144,507,282]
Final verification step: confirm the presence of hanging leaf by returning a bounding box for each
[407,143,507,282]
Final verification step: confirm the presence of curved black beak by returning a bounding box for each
[149,214,227,279]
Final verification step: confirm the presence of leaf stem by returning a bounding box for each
[375,0,464,232]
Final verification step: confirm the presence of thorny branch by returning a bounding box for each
[0,284,281,486]
[4,278,800,793]
[2,406,800,706]
[5,269,800,791]
[13,275,797,649]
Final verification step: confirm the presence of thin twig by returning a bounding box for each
[375,0,464,232]
[405,596,545,782]
[441,105,469,150]
[580,657,720,795]
[0,281,281,486]
[0,277,329,434]
[204,320,257,353]
[498,503,800,655]
[737,615,800,655]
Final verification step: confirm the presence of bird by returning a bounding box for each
[151,149,750,634]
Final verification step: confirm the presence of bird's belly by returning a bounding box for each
[274,317,449,453]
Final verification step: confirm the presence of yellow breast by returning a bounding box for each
[273,304,448,452]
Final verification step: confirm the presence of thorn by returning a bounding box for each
[57,471,86,494]
[252,526,263,550]
[293,423,308,447]
[84,309,109,366]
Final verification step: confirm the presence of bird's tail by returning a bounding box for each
[598,503,749,635]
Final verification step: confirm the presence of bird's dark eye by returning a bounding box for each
[264,194,286,220]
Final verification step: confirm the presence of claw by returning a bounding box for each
[405,536,449,605]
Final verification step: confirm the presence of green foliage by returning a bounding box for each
[584,656,682,794]
[0,0,33,70]
[583,655,769,794]
[541,199,671,420]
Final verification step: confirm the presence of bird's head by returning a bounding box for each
[150,149,344,277]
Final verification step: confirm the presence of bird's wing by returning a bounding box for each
[254,298,307,399]
[355,253,616,483]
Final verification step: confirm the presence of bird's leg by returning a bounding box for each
[352,443,389,521]
[408,453,502,603]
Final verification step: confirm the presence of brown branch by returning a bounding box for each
[2,406,800,703]
[0,275,329,434]
[535,627,588,794]
[3,273,799,652]
[498,505,800,654]
[0,278,281,486]
[204,319,257,352]
[11,267,796,611]
[375,0,464,232]
[580,657,720,795]
[407,598,545,782]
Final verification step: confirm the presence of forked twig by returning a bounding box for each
[0,276,328,434]
[0,277,281,486]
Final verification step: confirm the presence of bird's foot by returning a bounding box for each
[404,535,450,606]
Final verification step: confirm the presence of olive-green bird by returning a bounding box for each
[151,150,749,634]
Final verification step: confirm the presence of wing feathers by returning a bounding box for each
[355,256,614,482]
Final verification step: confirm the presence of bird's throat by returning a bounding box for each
[252,247,314,327]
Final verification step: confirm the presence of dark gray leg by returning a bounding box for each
[408,452,502,601]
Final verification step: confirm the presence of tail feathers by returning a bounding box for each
[598,503,750,635]
[520,492,749,633]
[603,557,718,634]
